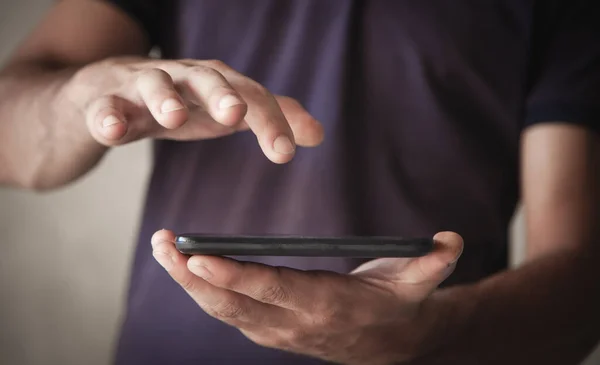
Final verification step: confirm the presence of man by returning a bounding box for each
[0,0,599,364]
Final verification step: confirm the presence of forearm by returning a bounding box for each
[417,245,600,365]
[0,61,107,190]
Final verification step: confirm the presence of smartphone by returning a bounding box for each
[175,234,433,258]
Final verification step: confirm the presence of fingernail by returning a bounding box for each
[102,115,121,128]
[190,264,212,280]
[153,251,174,271]
[273,135,295,155]
[150,235,163,248]
[161,98,185,113]
[150,235,174,251]
[219,94,243,109]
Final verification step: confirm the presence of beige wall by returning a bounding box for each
[0,4,150,364]
[0,1,597,364]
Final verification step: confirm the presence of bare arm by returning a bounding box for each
[0,0,148,189]
[420,124,600,364]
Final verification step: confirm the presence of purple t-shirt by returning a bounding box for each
[107,1,600,364]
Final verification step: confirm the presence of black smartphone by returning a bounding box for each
[175,234,433,258]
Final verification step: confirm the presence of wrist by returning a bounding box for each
[30,67,110,188]
[406,287,476,364]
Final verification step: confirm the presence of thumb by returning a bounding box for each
[353,232,464,298]
[86,94,132,146]
[400,231,464,287]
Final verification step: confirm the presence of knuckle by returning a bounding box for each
[179,277,196,292]
[312,300,345,327]
[189,65,222,79]
[89,97,122,125]
[151,60,175,70]
[138,67,164,78]
[136,68,171,86]
[213,299,245,319]
[203,59,229,70]
[257,284,289,305]
[253,267,291,305]
[145,60,186,76]
[95,94,121,108]
[70,66,115,104]
[315,308,340,327]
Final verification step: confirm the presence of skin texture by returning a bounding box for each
[1,1,598,364]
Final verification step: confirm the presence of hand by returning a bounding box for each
[151,230,464,365]
[65,57,324,163]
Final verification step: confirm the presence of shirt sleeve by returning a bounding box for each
[524,0,600,133]
[103,0,162,46]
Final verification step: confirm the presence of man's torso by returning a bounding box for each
[116,1,532,363]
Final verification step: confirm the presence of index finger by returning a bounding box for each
[187,255,339,311]
[150,230,294,328]
[208,62,298,164]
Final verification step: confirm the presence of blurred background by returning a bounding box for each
[0,1,150,364]
[0,1,597,364]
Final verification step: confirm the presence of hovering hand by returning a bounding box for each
[66,57,324,163]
